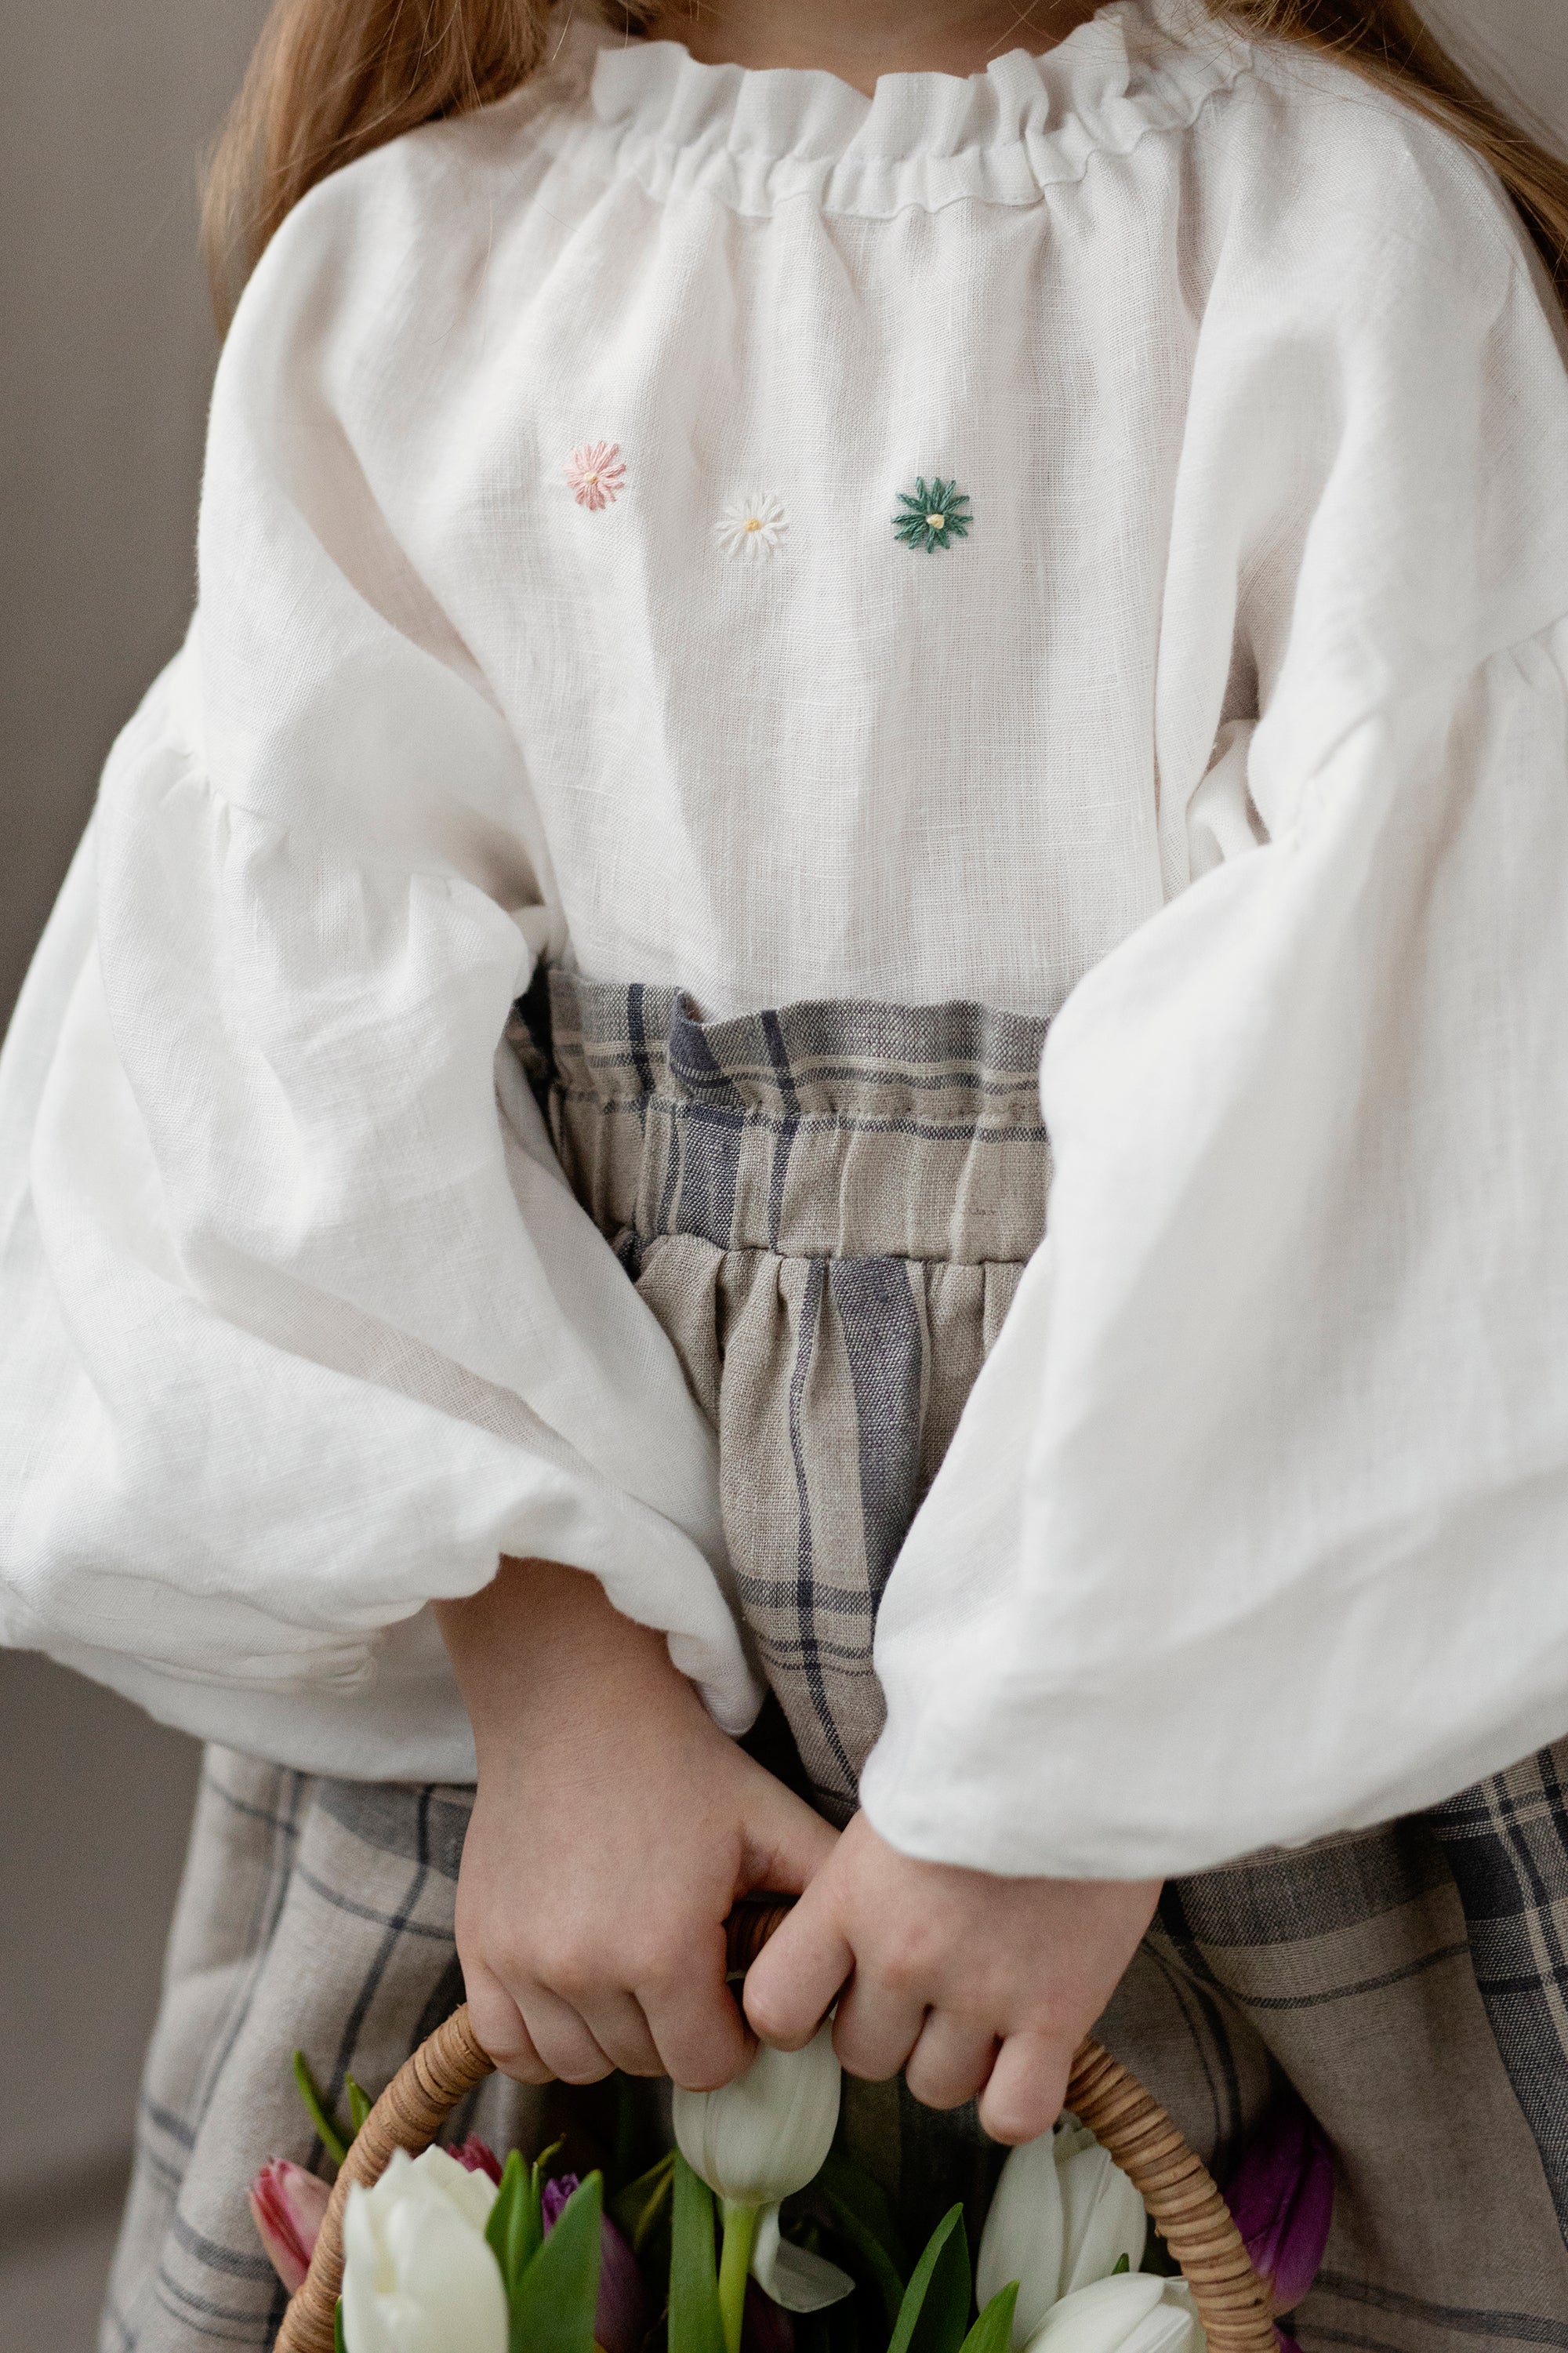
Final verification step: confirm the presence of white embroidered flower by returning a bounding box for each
[715,494,789,559]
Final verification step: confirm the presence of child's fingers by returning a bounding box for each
[463,1958,554,2085]
[641,1923,755,2090]
[743,1891,854,2050]
[743,1777,840,1895]
[521,1983,619,2084]
[575,1988,667,2079]
[828,1973,925,2082]
[976,2028,1071,2147]
[903,2013,1000,2113]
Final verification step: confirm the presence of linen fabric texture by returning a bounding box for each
[8,0,1568,1874]
[514,971,1054,1814]
[107,980,1568,2349]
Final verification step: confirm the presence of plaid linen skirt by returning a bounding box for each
[105,975,1568,2351]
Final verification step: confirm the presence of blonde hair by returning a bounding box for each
[202,0,1568,322]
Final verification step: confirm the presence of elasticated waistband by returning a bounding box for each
[510,970,1051,1267]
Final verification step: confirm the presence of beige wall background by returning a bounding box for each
[1,6,269,2344]
[2,3,1568,2346]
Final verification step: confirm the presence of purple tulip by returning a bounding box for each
[744,2275,797,2353]
[1225,2092,1334,2314]
[543,2172,652,2353]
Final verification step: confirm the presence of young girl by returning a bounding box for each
[5,0,1568,2342]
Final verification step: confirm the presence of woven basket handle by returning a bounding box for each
[276,1903,1275,2353]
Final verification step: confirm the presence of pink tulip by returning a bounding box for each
[249,2159,332,2293]
[543,2173,652,2353]
[450,2134,505,2184]
[1225,2092,1334,2315]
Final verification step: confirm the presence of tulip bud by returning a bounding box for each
[341,2144,507,2353]
[673,2023,841,2208]
[976,2127,1065,2344]
[978,2116,1146,2345]
[542,2171,652,2353]
[1056,2135,1146,2298]
[449,2136,503,2184]
[1224,2093,1333,2314]
[249,2159,331,2293]
[1024,2275,1200,2353]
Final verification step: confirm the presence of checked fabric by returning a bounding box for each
[106,977,1568,2350]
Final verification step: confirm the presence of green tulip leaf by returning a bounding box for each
[958,2284,1019,2353]
[611,2148,677,2251]
[514,2170,604,2353]
[334,2297,347,2353]
[1112,2255,1131,2276]
[670,2151,725,2353]
[812,2169,908,2326]
[887,2205,971,2353]
[816,2149,909,2279]
[488,2149,544,2325]
[345,2075,372,2137]
[291,2050,349,2170]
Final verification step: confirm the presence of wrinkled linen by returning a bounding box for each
[5,0,1568,1870]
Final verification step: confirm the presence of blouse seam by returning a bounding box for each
[143,753,521,906]
[1280,611,1568,845]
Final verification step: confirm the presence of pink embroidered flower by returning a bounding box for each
[566,440,626,510]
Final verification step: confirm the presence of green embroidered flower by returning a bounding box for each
[893,477,971,554]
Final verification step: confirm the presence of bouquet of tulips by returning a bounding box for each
[253,2027,1331,2353]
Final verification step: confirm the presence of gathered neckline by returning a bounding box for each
[539,0,1253,217]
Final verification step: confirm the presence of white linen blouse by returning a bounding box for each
[5,0,1568,1876]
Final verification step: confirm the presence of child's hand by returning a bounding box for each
[437,1558,837,2094]
[742,1810,1160,2144]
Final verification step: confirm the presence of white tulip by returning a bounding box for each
[673,2022,841,2206]
[977,2125,1065,2343]
[1024,2275,1201,2353]
[979,2115,1147,2345]
[342,2145,507,2353]
[1056,2136,1146,2297]
[751,2203,855,2313]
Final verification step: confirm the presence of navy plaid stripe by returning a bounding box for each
[1430,1754,1568,2233]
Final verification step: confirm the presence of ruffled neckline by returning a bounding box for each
[561,0,1252,216]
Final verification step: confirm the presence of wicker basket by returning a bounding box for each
[276,1903,1276,2353]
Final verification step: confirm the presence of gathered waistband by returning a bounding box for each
[510,970,1051,1266]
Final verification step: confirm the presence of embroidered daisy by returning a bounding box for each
[715,493,789,560]
[893,477,971,553]
[566,441,626,511]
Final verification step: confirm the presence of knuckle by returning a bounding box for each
[537,1935,604,2004]
[626,1931,691,1995]
[877,1930,935,1996]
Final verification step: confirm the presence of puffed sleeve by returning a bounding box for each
[862,114,1568,1876]
[0,163,756,1776]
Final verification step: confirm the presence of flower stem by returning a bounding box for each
[718,2199,759,2353]
[291,2051,348,2169]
